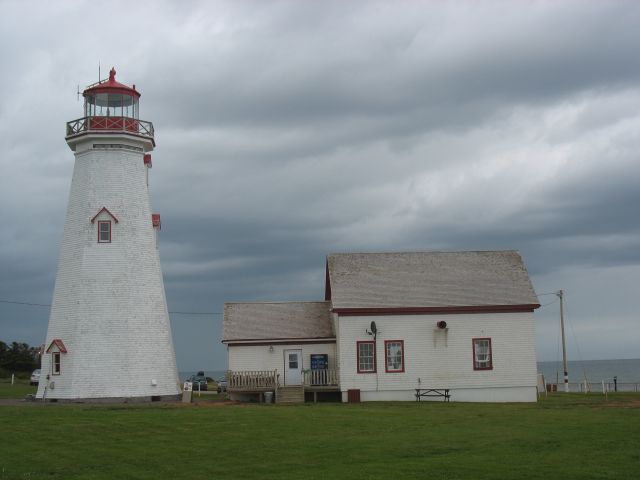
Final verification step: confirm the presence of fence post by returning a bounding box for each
[11,373,15,385]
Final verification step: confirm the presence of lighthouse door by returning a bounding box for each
[284,349,302,385]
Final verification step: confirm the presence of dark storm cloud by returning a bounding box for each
[1,1,640,369]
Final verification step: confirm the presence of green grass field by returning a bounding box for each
[0,384,638,480]
[0,378,37,399]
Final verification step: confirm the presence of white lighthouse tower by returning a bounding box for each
[37,68,180,401]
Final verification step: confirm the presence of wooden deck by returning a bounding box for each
[227,370,278,392]
[227,369,340,402]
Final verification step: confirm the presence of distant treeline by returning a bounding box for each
[0,341,40,377]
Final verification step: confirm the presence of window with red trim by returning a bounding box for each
[357,341,376,373]
[473,338,493,370]
[385,340,404,373]
[52,352,61,375]
[98,220,111,243]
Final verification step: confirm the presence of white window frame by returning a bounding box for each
[357,341,376,373]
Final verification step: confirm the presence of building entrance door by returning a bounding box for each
[284,349,302,385]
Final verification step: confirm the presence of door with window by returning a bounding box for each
[284,349,302,385]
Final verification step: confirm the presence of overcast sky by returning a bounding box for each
[1,0,639,373]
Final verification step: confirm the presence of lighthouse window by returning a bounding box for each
[52,352,61,375]
[98,221,111,243]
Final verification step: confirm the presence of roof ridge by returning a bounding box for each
[327,249,519,256]
[225,300,329,306]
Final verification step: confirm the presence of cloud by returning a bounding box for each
[1,1,640,369]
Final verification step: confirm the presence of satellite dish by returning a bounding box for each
[370,321,377,334]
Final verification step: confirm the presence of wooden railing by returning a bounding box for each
[303,369,339,387]
[66,116,154,139]
[227,370,278,392]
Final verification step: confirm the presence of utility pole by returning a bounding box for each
[557,290,569,392]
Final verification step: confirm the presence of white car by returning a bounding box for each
[30,369,41,386]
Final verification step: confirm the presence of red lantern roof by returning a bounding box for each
[83,67,141,98]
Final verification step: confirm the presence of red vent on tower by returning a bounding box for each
[152,214,161,230]
[144,154,152,167]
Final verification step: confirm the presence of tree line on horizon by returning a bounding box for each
[0,341,40,377]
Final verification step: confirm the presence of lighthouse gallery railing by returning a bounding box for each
[66,116,154,139]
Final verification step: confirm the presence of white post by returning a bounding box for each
[557,290,569,393]
[11,374,15,385]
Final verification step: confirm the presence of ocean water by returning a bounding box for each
[537,358,640,390]
[179,370,227,382]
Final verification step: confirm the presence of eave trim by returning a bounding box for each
[332,304,541,316]
[222,337,336,346]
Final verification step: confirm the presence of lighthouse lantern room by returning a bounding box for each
[37,68,180,401]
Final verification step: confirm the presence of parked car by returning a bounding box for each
[217,378,227,393]
[187,373,208,391]
[30,369,41,386]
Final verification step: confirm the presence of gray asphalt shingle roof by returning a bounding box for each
[326,250,539,309]
[222,301,334,342]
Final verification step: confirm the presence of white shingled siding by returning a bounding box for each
[228,342,336,382]
[337,312,537,402]
[37,135,180,400]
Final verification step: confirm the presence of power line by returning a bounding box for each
[539,298,558,308]
[0,299,221,316]
[0,299,50,307]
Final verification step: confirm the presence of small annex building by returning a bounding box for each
[222,250,541,403]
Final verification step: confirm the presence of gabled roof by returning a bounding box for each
[223,301,334,344]
[90,207,119,224]
[46,339,68,353]
[326,251,539,312]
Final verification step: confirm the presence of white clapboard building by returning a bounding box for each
[36,68,180,401]
[223,251,540,403]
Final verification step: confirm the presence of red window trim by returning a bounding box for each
[472,337,493,371]
[97,220,111,243]
[52,351,61,375]
[384,340,405,373]
[356,340,376,374]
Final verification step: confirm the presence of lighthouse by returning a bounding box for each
[36,68,180,401]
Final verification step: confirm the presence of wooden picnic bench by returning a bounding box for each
[415,388,450,402]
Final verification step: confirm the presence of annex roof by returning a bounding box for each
[326,250,539,311]
[222,301,334,343]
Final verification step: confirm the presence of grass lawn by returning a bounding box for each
[0,378,36,399]
[0,393,638,480]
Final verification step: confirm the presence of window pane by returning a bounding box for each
[386,341,403,371]
[53,352,60,374]
[288,354,298,369]
[474,339,492,369]
[98,222,110,242]
[358,342,375,372]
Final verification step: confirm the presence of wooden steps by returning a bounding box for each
[276,385,304,404]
